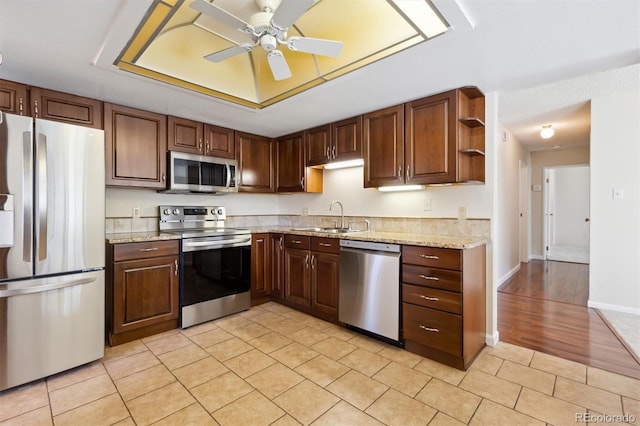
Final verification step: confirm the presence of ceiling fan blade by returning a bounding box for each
[204,44,253,62]
[266,50,292,81]
[271,0,315,30]
[287,37,343,57]
[190,0,249,31]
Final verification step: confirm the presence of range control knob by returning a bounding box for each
[163,209,171,215]
[211,209,216,215]
[217,208,224,215]
[172,208,180,215]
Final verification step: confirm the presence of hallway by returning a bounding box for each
[498,260,640,379]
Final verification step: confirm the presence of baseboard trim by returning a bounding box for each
[530,254,545,261]
[497,264,521,288]
[486,331,499,347]
[587,300,640,315]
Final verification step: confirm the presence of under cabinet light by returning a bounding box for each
[377,185,425,192]
[324,159,364,170]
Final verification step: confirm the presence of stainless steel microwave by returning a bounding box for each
[167,151,238,193]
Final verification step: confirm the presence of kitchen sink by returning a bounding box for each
[290,227,357,234]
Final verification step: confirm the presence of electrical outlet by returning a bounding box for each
[458,206,467,219]
[132,207,140,218]
[423,198,432,211]
[301,207,310,216]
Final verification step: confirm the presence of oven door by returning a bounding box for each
[180,235,251,308]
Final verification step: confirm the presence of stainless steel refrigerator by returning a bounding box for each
[0,112,105,391]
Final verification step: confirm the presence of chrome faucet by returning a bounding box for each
[329,200,344,229]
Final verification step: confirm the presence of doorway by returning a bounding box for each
[543,164,590,263]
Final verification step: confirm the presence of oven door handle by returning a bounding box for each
[183,237,251,251]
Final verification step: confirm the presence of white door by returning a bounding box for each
[544,165,590,263]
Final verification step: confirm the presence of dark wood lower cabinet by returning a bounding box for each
[401,244,486,370]
[251,233,271,305]
[106,240,179,346]
[281,235,339,322]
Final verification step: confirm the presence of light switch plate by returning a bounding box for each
[423,198,432,211]
[613,188,624,200]
[132,206,140,218]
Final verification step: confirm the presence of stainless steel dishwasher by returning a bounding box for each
[339,240,401,343]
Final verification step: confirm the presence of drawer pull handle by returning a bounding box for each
[292,240,302,244]
[319,243,332,247]
[419,325,439,333]
[419,254,439,260]
[139,247,159,252]
[419,274,439,281]
[419,295,439,301]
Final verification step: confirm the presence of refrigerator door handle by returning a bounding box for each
[36,133,47,261]
[0,276,96,297]
[23,131,33,262]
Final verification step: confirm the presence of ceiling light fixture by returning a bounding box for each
[323,159,364,170]
[377,185,425,192]
[540,124,554,139]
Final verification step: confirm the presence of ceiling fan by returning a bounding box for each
[190,0,343,81]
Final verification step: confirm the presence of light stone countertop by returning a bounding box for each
[105,228,487,249]
[105,232,181,244]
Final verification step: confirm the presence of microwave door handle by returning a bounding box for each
[226,163,231,188]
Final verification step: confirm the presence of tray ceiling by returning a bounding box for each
[115,0,448,108]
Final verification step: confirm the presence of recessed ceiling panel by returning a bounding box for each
[115,0,449,109]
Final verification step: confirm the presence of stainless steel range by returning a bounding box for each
[159,206,251,328]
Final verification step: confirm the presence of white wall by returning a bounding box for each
[589,89,640,314]
[494,128,529,286]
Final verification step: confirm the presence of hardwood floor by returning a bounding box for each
[498,260,640,379]
[498,260,589,305]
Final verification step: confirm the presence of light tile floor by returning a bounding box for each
[1,301,639,425]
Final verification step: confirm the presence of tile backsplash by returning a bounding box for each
[106,215,490,238]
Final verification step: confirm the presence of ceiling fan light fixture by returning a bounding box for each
[540,124,554,139]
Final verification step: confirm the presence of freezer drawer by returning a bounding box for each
[0,270,105,391]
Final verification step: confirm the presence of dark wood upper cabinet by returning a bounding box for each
[331,115,362,163]
[235,131,274,193]
[0,79,29,116]
[405,90,457,184]
[204,124,235,158]
[364,87,485,188]
[167,116,203,154]
[363,104,404,188]
[30,87,103,129]
[305,124,332,166]
[305,118,362,167]
[104,103,167,188]
[277,132,322,193]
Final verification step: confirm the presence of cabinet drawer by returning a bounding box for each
[113,240,179,262]
[402,284,461,314]
[403,264,462,292]
[403,303,462,356]
[403,246,461,270]
[285,234,310,249]
[311,237,340,254]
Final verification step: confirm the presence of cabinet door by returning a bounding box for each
[168,116,203,154]
[105,103,167,188]
[30,87,103,129]
[311,251,339,320]
[405,91,456,184]
[235,131,274,193]
[204,124,235,158]
[363,104,404,188]
[0,79,29,116]
[251,233,271,301]
[305,124,331,166]
[113,255,179,334]
[331,116,362,163]
[271,234,285,299]
[284,247,310,308]
[277,132,305,192]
